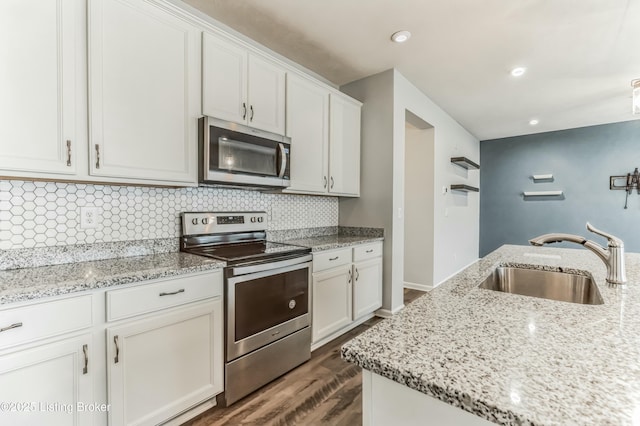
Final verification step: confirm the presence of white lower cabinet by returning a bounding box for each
[0,334,93,426]
[312,242,383,347]
[311,264,352,343]
[0,293,94,426]
[106,298,223,426]
[353,258,383,320]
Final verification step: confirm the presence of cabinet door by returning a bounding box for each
[312,265,352,343]
[0,0,78,175]
[0,334,92,426]
[247,55,286,134]
[285,74,329,194]
[353,258,383,319]
[329,94,361,196]
[107,299,223,426]
[202,32,247,124]
[89,0,199,184]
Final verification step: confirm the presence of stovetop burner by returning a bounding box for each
[185,240,310,265]
[180,211,311,266]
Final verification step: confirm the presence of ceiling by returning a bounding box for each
[185,0,640,140]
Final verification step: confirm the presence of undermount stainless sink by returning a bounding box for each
[478,267,604,305]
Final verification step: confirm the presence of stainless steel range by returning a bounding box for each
[180,211,312,406]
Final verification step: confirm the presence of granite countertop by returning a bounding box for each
[281,235,383,252]
[341,244,640,425]
[0,253,225,306]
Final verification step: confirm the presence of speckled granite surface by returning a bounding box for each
[342,244,640,425]
[0,238,179,271]
[0,253,225,306]
[277,227,384,252]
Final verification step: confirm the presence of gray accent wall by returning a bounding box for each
[480,120,640,257]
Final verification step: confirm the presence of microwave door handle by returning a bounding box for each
[278,143,287,178]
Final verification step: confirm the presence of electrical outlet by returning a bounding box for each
[80,207,99,229]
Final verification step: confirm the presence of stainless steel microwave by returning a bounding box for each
[198,116,291,189]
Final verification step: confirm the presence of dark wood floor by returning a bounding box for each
[183,288,425,426]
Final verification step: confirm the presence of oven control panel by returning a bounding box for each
[182,211,267,236]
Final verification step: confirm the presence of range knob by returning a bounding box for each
[202,218,209,225]
[257,217,264,223]
[250,217,256,223]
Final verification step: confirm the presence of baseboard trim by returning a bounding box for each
[403,281,433,292]
[375,304,405,319]
[434,258,479,288]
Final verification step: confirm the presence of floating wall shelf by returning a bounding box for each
[450,157,480,170]
[523,191,563,197]
[532,174,554,181]
[451,184,479,193]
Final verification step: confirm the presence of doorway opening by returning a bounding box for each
[403,110,434,291]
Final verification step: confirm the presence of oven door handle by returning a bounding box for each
[277,143,287,178]
[230,254,312,276]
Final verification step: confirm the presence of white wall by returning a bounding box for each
[393,70,480,287]
[339,70,395,309]
[404,125,435,290]
[341,69,479,314]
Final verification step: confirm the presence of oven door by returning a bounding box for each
[201,116,290,188]
[226,259,311,361]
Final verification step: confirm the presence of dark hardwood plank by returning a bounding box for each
[183,289,426,426]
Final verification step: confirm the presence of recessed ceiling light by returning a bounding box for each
[529,119,539,126]
[391,30,411,43]
[511,67,527,77]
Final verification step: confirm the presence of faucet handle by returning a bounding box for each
[586,222,624,247]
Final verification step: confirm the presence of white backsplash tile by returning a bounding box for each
[0,180,338,250]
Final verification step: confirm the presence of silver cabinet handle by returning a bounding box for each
[366,249,374,253]
[114,336,120,364]
[348,269,352,283]
[95,144,101,169]
[82,344,88,375]
[0,322,22,333]
[323,176,327,188]
[250,105,254,121]
[242,102,247,120]
[356,268,360,281]
[330,176,334,189]
[159,289,185,297]
[66,140,72,167]
[329,256,339,261]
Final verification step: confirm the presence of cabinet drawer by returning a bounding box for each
[353,242,383,262]
[313,248,352,272]
[106,271,223,321]
[0,295,93,350]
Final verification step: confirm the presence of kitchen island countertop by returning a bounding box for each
[0,252,225,306]
[342,244,640,425]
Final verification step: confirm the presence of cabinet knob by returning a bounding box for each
[330,176,334,189]
[250,105,254,122]
[242,102,247,120]
[323,176,327,188]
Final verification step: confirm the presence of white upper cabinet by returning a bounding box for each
[285,79,361,197]
[0,0,79,175]
[202,33,247,124]
[285,74,330,194]
[89,0,200,184]
[329,93,361,196]
[203,32,286,135]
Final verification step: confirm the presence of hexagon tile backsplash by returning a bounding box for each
[0,180,338,250]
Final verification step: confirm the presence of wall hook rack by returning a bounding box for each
[610,167,640,209]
